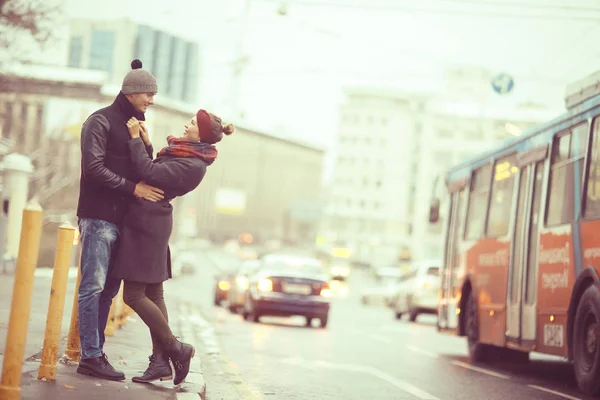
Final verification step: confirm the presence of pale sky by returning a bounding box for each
[55,0,600,148]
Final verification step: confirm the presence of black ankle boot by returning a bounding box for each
[166,338,195,385]
[132,352,173,383]
[77,353,125,381]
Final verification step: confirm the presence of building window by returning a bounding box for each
[2,103,12,140]
[486,154,518,237]
[89,29,115,78]
[547,123,588,225]
[68,36,83,68]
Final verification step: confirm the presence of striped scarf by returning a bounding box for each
[156,136,218,165]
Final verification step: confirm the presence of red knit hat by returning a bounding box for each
[195,109,234,144]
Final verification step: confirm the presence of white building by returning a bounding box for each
[323,69,557,266]
[321,87,430,265]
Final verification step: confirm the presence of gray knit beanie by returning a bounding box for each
[121,59,158,95]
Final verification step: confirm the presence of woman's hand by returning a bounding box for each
[139,121,151,146]
[126,117,141,138]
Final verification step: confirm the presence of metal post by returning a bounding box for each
[0,201,43,400]
[38,223,75,380]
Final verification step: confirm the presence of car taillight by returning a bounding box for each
[258,278,273,292]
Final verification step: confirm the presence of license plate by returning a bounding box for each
[283,283,312,295]
[543,324,564,348]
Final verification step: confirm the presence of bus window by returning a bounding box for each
[465,164,492,240]
[487,154,518,237]
[546,123,588,226]
[585,118,600,218]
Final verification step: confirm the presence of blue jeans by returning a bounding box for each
[78,218,122,360]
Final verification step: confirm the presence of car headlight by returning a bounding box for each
[218,280,231,291]
[258,278,273,292]
[236,276,249,290]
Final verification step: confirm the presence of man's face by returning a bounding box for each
[126,93,155,113]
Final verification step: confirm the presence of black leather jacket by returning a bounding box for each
[76,92,152,225]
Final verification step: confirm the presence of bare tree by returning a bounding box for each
[0,0,61,66]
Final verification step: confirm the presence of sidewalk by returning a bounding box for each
[0,269,205,400]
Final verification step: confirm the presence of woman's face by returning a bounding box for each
[182,116,201,142]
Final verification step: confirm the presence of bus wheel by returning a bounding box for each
[466,291,487,362]
[573,286,600,396]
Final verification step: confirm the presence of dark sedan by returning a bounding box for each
[240,258,331,328]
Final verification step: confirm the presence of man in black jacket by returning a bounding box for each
[76,59,164,381]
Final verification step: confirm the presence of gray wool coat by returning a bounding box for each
[110,137,208,284]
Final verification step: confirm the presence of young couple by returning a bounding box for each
[75,59,233,385]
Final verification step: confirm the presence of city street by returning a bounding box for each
[164,249,592,400]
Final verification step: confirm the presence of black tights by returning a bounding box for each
[122,281,174,353]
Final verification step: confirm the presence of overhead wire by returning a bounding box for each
[282,0,600,21]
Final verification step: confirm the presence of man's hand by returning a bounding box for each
[134,181,164,202]
[139,121,151,146]
[126,117,141,139]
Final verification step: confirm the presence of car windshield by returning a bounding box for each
[238,261,261,275]
[262,254,321,267]
[262,260,324,276]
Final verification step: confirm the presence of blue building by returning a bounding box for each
[68,19,200,104]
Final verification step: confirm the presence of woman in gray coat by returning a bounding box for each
[111,109,233,386]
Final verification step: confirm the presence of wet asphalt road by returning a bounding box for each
[164,249,593,400]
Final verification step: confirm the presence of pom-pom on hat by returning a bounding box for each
[121,59,158,95]
[195,109,234,144]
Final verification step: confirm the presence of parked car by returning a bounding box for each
[240,254,331,328]
[360,267,404,306]
[227,260,261,313]
[391,259,441,322]
[329,260,352,281]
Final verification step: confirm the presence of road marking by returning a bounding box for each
[282,357,439,400]
[451,361,509,379]
[369,334,393,344]
[528,385,582,400]
[406,346,438,359]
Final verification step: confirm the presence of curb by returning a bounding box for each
[175,302,208,400]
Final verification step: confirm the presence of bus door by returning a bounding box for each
[439,188,466,330]
[506,150,546,345]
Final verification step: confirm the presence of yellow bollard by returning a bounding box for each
[0,201,43,400]
[64,247,82,362]
[38,223,75,380]
[104,297,116,337]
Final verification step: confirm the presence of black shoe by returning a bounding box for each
[132,353,173,383]
[77,353,126,381]
[166,338,195,385]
